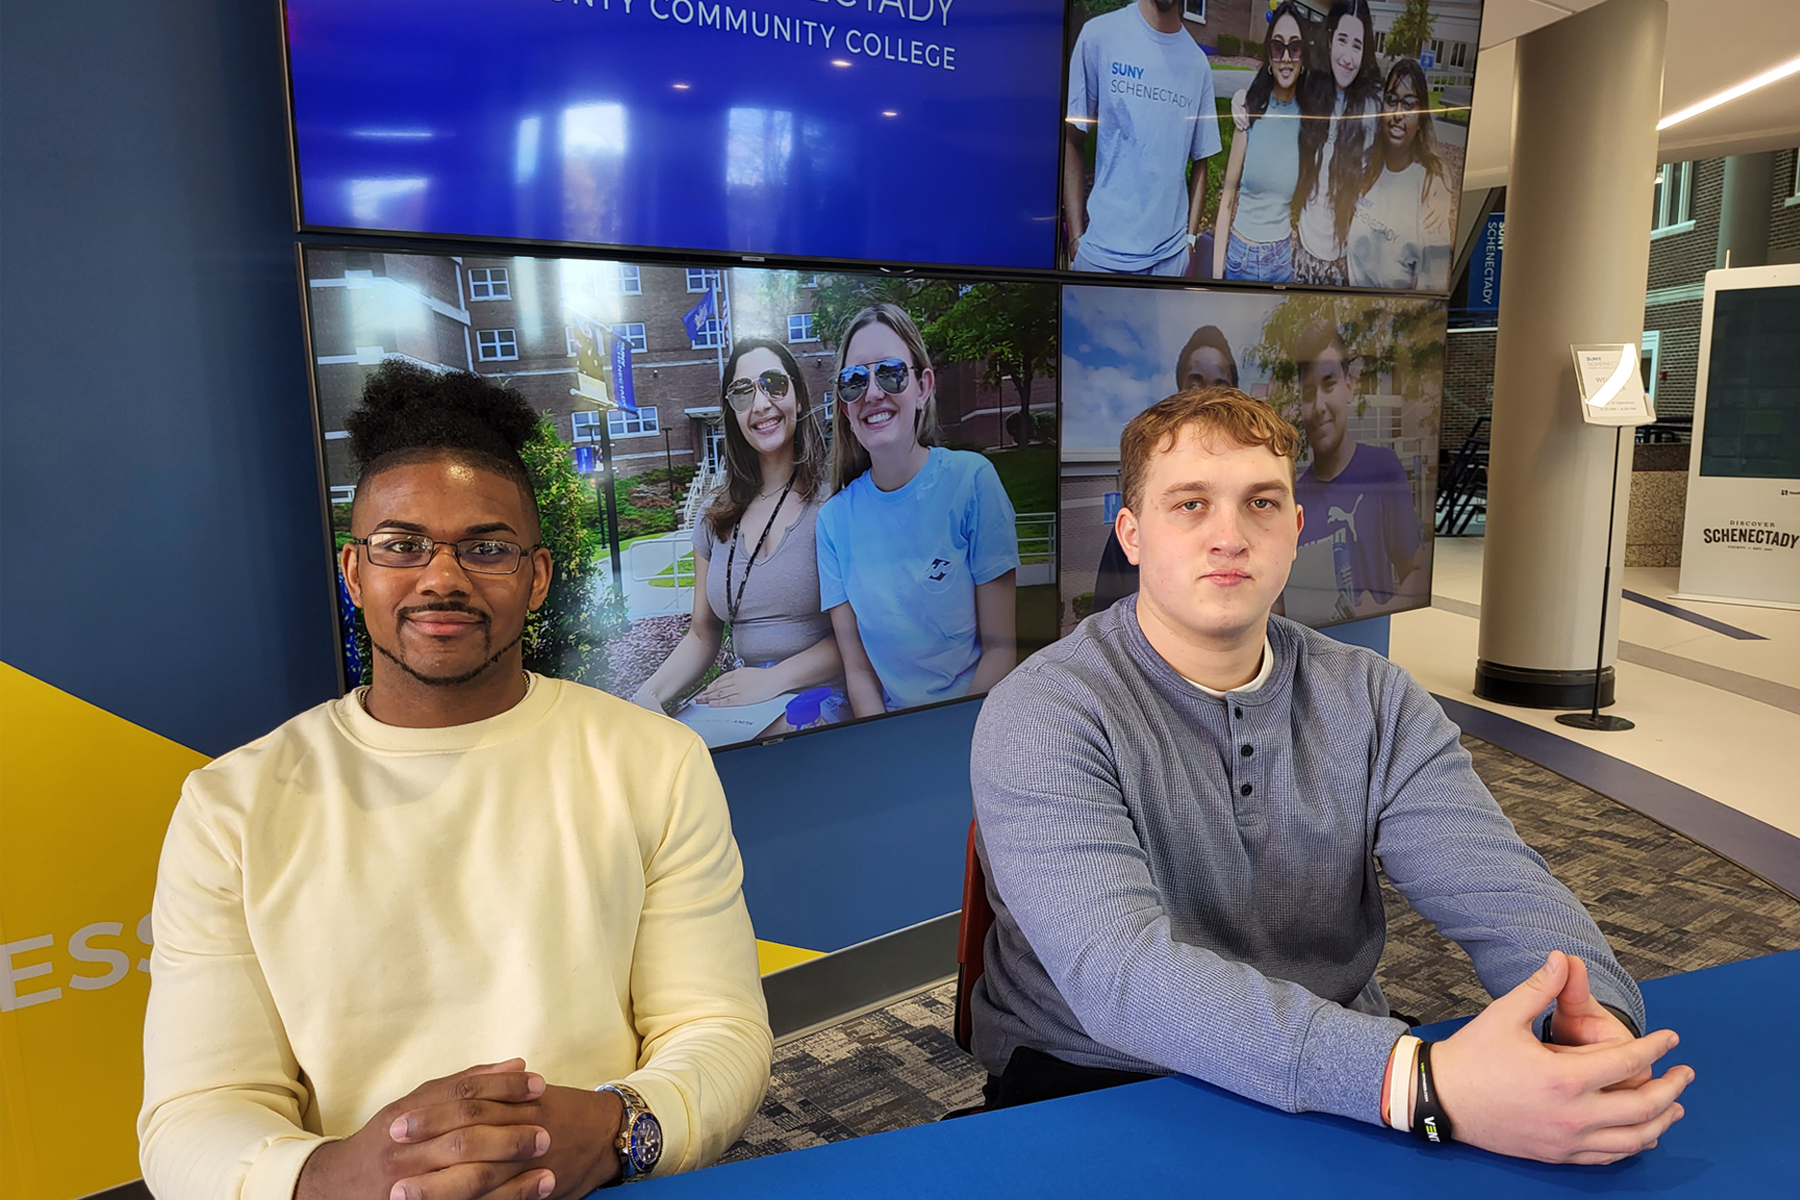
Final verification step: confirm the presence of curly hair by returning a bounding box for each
[344,360,541,523]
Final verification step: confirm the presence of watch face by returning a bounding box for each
[628,1112,664,1173]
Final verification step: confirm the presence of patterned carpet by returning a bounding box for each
[721,734,1800,1163]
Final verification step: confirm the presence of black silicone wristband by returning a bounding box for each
[1411,1040,1455,1145]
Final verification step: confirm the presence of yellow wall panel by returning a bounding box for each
[0,664,207,1200]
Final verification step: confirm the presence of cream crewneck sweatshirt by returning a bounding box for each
[138,675,772,1200]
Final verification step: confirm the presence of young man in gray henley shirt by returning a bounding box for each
[970,390,1693,1164]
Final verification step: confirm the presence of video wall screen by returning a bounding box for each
[1060,0,1479,290]
[283,0,1066,269]
[284,2,1484,285]
[1060,282,1445,629]
[303,247,1060,750]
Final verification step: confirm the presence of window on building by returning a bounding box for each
[686,268,722,293]
[565,326,580,357]
[1449,42,1468,69]
[468,267,510,301]
[1789,152,1800,205]
[690,318,726,349]
[476,328,518,361]
[787,313,817,343]
[601,263,642,294]
[609,406,659,437]
[798,274,819,288]
[1181,0,1205,22]
[1651,161,1695,234]
[612,322,648,353]
[1374,31,1386,53]
[571,410,602,443]
[1639,331,1661,404]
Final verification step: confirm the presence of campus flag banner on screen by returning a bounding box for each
[681,289,718,346]
[1059,282,1445,630]
[1059,0,1482,291]
[302,246,1061,756]
[282,0,1065,268]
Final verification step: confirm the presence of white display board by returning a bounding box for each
[1570,343,1654,425]
[1674,264,1800,611]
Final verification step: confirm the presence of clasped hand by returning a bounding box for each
[296,1059,624,1200]
[1430,950,1695,1165]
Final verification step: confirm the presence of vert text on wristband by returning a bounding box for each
[1412,1040,1454,1145]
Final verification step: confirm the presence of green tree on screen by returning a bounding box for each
[1384,0,1437,59]
[932,285,1059,445]
[519,417,627,689]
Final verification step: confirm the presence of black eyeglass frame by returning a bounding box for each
[348,534,546,576]
[835,358,916,405]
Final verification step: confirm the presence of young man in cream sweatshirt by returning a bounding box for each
[139,363,772,1200]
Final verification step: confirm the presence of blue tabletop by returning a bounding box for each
[643,950,1799,1198]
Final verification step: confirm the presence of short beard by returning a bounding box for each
[370,626,524,688]
[1152,0,1177,11]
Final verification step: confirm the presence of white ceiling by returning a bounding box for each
[1463,0,1800,189]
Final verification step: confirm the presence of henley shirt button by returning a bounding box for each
[1240,783,1252,797]
[1240,744,1253,757]
[1234,706,1244,719]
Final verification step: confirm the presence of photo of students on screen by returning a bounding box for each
[1213,3,1307,283]
[631,339,848,741]
[1291,318,1428,617]
[1346,58,1455,292]
[1063,0,1221,276]
[310,250,1059,753]
[1204,0,1473,295]
[817,303,1021,716]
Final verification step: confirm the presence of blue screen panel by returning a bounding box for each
[285,0,1064,269]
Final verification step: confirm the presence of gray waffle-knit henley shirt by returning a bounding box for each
[970,600,1645,1126]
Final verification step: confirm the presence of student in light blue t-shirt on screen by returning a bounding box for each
[1063,0,1221,276]
[816,303,1021,716]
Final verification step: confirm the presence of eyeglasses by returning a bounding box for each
[836,358,913,404]
[350,533,542,575]
[1384,92,1424,113]
[724,369,791,412]
[1270,37,1305,62]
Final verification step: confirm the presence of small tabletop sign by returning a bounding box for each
[1570,343,1654,426]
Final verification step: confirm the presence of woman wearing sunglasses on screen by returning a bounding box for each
[1346,57,1456,292]
[816,303,1020,719]
[1233,0,1382,286]
[1212,2,1307,282]
[631,338,846,737]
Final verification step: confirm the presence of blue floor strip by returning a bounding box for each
[1433,694,1800,900]
[1622,589,1767,640]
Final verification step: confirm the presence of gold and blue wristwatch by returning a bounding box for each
[597,1083,663,1181]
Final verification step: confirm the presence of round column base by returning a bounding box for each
[1473,660,1616,710]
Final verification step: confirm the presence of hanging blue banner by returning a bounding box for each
[1469,212,1504,313]
[611,330,637,414]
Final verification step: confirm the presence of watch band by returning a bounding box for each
[597,1082,663,1182]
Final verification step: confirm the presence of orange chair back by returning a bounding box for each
[954,820,995,1053]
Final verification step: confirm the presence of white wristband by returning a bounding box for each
[1387,1035,1422,1133]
